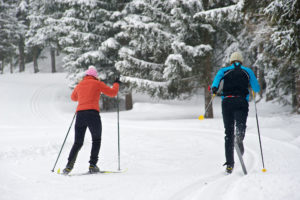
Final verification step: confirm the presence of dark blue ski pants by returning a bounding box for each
[222,97,249,166]
[67,110,102,167]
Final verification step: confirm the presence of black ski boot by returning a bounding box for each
[89,164,100,174]
[226,165,234,174]
[224,163,234,174]
[62,165,73,175]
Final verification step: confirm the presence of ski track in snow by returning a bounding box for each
[30,84,58,123]
[30,83,73,124]
[168,132,258,200]
[0,73,300,200]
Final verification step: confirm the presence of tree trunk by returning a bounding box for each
[202,0,209,10]
[10,58,13,73]
[102,97,109,111]
[258,67,266,98]
[296,74,300,114]
[257,44,266,98]
[204,53,213,118]
[292,67,298,112]
[33,46,39,73]
[0,60,3,74]
[51,47,56,73]
[101,96,117,111]
[125,92,133,110]
[19,36,25,72]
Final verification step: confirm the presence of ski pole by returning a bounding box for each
[198,94,215,120]
[51,113,76,172]
[117,94,121,171]
[253,91,266,172]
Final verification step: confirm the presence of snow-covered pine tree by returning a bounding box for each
[117,0,212,101]
[194,0,244,67]
[239,0,273,101]
[116,0,174,99]
[36,0,65,73]
[167,0,216,117]
[262,0,300,111]
[16,0,29,73]
[54,0,131,110]
[26,0,48,73]
[191,0,244,117]
[26,0,66,73]
[242,0,299,112]
[0,0,19,73]
[55,0,128,88]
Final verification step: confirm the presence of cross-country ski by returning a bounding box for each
[234,142,247,175]
[63,169,128,176]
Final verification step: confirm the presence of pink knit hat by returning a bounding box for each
[86,66,98,78]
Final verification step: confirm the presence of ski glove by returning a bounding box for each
[212,87,218,94]
[114,77,122,84]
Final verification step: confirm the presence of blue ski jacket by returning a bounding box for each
[211,63,260,101]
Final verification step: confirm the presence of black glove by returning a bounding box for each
[114,77,122,84]
[212,87,218,94]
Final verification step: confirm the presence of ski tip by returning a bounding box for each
[120,168,128,173]
[57,168,61,174]
[262,168,267,173]
[101,168,128,173]
[198,115,204,120]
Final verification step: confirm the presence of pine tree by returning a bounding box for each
[263,0,300,110]
[243,0,300,112]
[117,0,211,100]
[116,0,245,117]
[26,0,64,73]
[26,0,46,73]
[16,0,29,72]
[38,0,64,73]
[0,0,19,73]
[51,0,131,110]
[194,0,245,117]
[55,0,128,87]
[116,0,175,99]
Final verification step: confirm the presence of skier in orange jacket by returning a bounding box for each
[63,66,121,174]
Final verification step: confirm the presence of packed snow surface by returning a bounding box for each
[0,73,299,200]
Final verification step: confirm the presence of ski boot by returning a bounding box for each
[224,163,234,174]
[89,164,100,174]
[62,165,73,175]
[226,165,234,174]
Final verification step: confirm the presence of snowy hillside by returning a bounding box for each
[0,72,299,200]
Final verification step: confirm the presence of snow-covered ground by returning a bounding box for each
[0,72,300,200]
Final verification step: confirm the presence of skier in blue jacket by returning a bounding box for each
[211,52,260,174]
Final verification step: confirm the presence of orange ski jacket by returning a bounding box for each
[71,76,119,112]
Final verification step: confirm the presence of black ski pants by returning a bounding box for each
[222,97,249,166]
[67,110,102,167]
